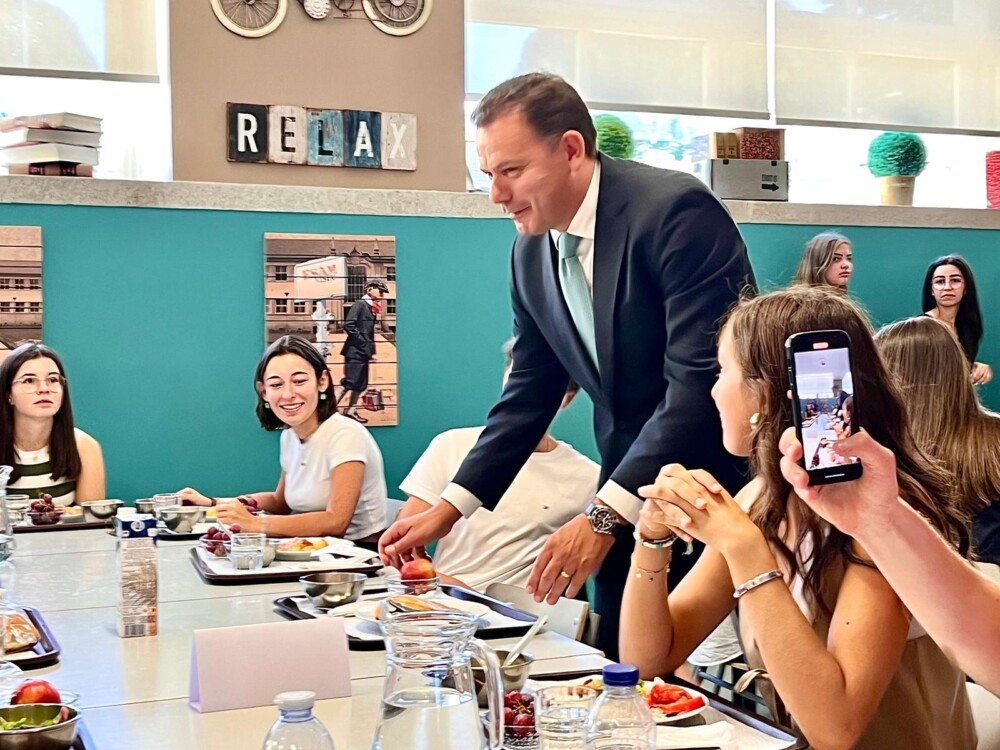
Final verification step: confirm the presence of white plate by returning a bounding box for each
[275,537,347,561]
[647,684,709,724]
[355,595,491,624]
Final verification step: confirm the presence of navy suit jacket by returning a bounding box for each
[452,155,755,511]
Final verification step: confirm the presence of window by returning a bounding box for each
[13,303,24,312]
[386,299,397,315]
[386,265,396,282]
[28,303,40,313]
[275,299,288,314]
[0,279,8,290]
[274,265,288,282]
[13,279,24,290]
[347,266,368,302]
[29,279,39,290]
[0,303,9,312]
[0,0,172,180]
[293,300,306,314]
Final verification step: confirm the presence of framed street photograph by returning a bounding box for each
[0,226,43,363]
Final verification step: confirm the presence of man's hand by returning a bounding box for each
[379,501,462,569]
[526,514,615,604]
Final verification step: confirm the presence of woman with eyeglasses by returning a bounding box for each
[922,254,992,385]
[0,343,105,504]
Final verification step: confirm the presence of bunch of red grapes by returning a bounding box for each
[237,496,262,515]
[29,494,57,513]
[28,494,62,524]
[504,690,536,740]
[200,527,232,557]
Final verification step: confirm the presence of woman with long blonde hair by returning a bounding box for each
[792,231,853,290]
[876,315,1000,562]
[621,287,975,749]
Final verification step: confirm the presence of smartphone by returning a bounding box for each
[786,330,863,485]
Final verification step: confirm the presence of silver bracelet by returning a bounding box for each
[733,569,782,599]
[632,527,676,550]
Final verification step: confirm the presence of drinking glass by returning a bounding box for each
[229,532,266,571]
[535,685,598,750]
[151,493,180,520]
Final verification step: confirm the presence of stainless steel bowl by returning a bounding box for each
[158,506,205,534]
[0,703,79,749]
[299,572,366,609]
[471,650,534,707]
[79,499,124,521]
[134,499,155,515]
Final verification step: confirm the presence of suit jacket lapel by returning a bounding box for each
[539,233,601,396]
[593,155,628,401]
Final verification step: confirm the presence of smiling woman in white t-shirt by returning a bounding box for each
[179,335,388,542]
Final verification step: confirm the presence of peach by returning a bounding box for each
[399,557,436,582]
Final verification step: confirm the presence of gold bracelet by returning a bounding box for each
[631,556,670,581]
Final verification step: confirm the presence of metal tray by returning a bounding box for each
[13,518,109,534]
[4,607,61,669]
[273,584,537,651]
[530,669,806,749]
[71,717,97,749]
[189,546,382,585]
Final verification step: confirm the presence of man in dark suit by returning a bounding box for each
[336,279,387,423]
[380,73,754,657]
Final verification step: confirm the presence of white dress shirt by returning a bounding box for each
[441,160,645,525]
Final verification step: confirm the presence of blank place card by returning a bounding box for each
[189,618,351,713]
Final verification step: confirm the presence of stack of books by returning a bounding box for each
[0,112,102,176]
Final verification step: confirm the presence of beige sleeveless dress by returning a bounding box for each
[740,550,977,749]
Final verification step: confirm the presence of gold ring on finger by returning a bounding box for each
[560,570,572,579]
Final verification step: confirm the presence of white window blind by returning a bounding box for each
[0,0,159,81]
[466,0,769,118]
[775,0,1000,135]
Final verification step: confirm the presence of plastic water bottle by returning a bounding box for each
[584,664,655,750]
[262,691,335,750]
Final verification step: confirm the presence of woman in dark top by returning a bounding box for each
[921,254,991,385]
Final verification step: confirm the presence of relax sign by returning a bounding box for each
[227,103,417,171]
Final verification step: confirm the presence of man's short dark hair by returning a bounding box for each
[502,338,579,396]
[472,73,597,158]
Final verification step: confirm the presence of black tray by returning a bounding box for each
[13,518,110,534]
[5,607,61,669]
[274,584,537,650]
[532,670,806,749]
[156,527,205,540]
[189,546,382,585]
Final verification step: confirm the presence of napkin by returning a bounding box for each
[656,721,737,749]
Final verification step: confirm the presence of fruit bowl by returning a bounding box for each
[134,499,155,515]
[0,704,79,749]
[25,510,62,526]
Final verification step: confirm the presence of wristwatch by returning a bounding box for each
[585,502,627,535]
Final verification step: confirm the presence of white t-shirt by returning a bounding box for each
[279,414,388,540]
[400,427,600,588]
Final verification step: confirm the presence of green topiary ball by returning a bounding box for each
[594,114,634,160]
[867,132,927,177]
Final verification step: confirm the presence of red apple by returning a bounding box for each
[12,679,61,705]
[399,557,436,583]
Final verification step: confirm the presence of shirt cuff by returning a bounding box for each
[439,483,483,519]
[597,480,643,526]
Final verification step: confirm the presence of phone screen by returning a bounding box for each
[792,344,860,474]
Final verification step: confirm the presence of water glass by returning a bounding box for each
[535,686,598,750]
[229,532,266,571]
[151,493,180,519]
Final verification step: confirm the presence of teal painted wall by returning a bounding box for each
[1,201,997,501]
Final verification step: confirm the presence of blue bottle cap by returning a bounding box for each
[602,663,640,686]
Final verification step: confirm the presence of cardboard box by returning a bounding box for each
[733,128,784,160]
[691,132,740,161]
[694,159,789,201]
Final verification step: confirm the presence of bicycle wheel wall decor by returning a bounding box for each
[361,0,432,36]
[210,0,288,37]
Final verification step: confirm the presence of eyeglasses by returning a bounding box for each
[12,374,65,392]
[932,277,964,289]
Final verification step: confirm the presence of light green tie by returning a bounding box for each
[557,232,598,369]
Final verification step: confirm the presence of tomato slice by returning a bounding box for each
[658,695,706,716]
[647,682,688,706]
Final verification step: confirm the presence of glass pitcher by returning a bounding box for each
[372,609,503,750]
[0,467,17,564]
